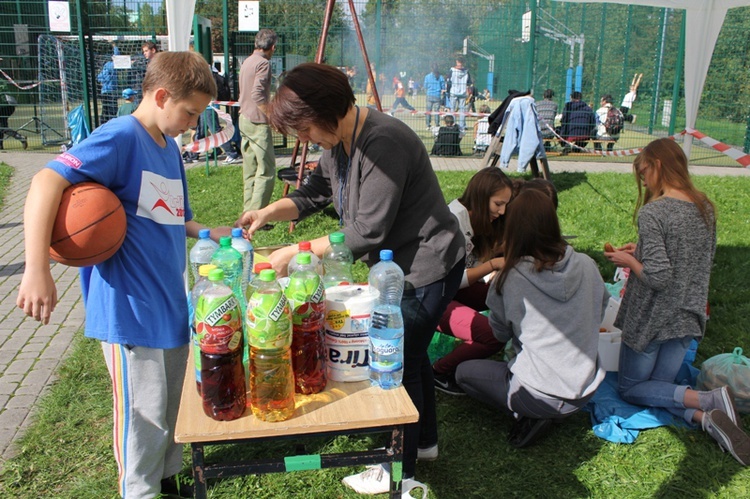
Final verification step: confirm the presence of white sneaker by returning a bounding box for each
[343,464,390,495]
[417,443,438,461]
[342,464,429,498]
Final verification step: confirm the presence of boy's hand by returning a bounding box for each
[17,267,58,324]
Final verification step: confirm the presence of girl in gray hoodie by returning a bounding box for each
[456,188,609,448]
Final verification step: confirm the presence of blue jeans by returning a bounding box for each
[618,336,696,423]
[400,259,463,478]
[425,96,442,127]
[450,94,467,129]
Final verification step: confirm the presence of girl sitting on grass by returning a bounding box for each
[456,188,609,448]
[432,167,512,396]
[605,138,749,465]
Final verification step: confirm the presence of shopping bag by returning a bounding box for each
[697,347,750,414]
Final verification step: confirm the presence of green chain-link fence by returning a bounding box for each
[2,0,750,166]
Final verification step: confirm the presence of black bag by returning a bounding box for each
[0,94,17,119]
[213,72,231,101]
[605,106,624,135]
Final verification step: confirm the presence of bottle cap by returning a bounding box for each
[254,262,272,273]
[198,264,217,276]
[198,228,211,239]
[231,227,243,237]
[219,236,231,247]
[329,232,345,244]
[208,268,225,282]
[379,249,394,261]
[258,269,276,282]
[296,253,312,265]
[299,241,312,250]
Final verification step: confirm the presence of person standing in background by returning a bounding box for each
[449,57,472,130]
[424,63,446,129]
[239,29,277,226]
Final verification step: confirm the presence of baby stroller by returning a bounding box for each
[0,94,28,150]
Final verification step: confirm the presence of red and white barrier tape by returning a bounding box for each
[0,68,48,90]
[182,106,234,154]
[683,128,750,168]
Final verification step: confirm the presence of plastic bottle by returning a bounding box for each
[285,253,327,394]
[287,241,322,276]
[189,228,218,281]
[211,236,244,303]
[246,262,273,300]
[231,227,254,300]
[322,232,354,288]
[196,268,246,421]
[189,263,217,394]
[246,269,295,422]
[367,249,405,389]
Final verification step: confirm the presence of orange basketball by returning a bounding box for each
[50,182,127,267]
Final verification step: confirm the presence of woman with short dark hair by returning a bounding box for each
[236,62,466,495]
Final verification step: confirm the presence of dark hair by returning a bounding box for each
[458,167,513,262]
[268,63,355,135]
[570,91,583,100]
[495,189,567,293]
[255,29,277,50]
[431,63,440,77]
[444,114,455,125]
[142,51,216,101]
[520,178,558,210]
[600,94,613,104]
[543,88,554,99]
[141,41,158,52]
[632,138,715,227]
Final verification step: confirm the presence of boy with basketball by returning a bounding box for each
[17,51,229,498]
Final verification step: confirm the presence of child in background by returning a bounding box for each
[16,51,232,497]
[431,114,464,156]
[456,189,609,448]
[605,138,749,465]
[117,88,138,117]
[432,168,512,395]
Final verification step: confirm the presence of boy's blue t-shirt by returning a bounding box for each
[48,116,194,349]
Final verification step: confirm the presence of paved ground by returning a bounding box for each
[0,150,747,465]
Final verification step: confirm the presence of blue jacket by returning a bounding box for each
[499,96,546,169]
[423,73,445,98]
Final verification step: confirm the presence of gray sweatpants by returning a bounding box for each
[101,342,188,498]
[455,359,592,419]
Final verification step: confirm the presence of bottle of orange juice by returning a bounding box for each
[246,269,295,422]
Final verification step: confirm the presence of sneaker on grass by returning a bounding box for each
[507,417,553,448]
[433,369,465,396]
[342,463,428,497]
[702,409,750,466]
[417,443,438,461]
[698,386,741,427]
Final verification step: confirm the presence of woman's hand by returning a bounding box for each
[234,210,268,240]
[268,245,298,278]
[604,248,639,270]
[617,242,637,255]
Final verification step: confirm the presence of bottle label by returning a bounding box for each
[370,337,401,357]
[247,291,292,349]
[196,293,243,354]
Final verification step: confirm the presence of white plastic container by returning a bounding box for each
[598,296,622,372]
[598,328,622,372]
[324,285,378,381]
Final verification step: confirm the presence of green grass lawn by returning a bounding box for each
[1,168,749,498]
[0,163,13,207]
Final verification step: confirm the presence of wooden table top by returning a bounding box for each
[175,352,419,444]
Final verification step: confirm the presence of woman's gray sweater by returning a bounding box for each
[614,197,716,352]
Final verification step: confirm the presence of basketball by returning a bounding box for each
[49,182,127,267]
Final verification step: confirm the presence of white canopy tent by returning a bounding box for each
[166,0,197,52]
[555,0,750,160]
